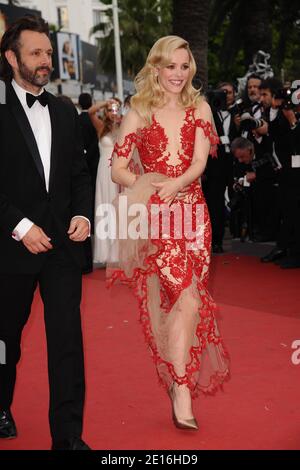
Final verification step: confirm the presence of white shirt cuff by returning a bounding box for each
[71,215,91,237]
[12,218,34,241]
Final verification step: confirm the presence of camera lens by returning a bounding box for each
[111,103,119,114]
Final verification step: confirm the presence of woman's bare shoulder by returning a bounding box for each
[194,99,212,119]
[124,108,145,128]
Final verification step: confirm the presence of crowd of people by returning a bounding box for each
[201,76,300,269]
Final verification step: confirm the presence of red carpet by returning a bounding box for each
[0,254,300,450]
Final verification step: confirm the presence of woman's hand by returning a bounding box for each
[151,178,187,205]
[128,174,138,188]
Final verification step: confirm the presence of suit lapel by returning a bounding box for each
[47,93,59,193]
[7,84,46,188]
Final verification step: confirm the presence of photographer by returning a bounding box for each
[260,78,300,268]
[233,74,270,158]
[230,137,280,242]
[203,82,239,253]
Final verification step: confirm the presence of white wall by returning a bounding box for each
[7,0,107,44]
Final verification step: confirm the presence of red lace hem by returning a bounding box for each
[107,239,230,399]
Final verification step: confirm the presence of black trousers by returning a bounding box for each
[252,182,280,240]
[204,178,227,246]
[278,184,300,256]
[203,153,233,246]
[0,246,85,440]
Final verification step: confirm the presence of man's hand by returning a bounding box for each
[253,119,268,136]
[282,108,297,127]
[22,225,53,255]
[246,172,256,183]
[67,217,90,242]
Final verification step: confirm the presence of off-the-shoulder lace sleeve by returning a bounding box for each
[195,118,220,158]
[109,132,138,167]
[112,132,137,159]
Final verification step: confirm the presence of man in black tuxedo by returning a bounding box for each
[0,16,92,449]
[259,78,300,267]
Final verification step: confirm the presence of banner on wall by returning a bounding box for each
[80,40,97,85]
[54,31,80,81]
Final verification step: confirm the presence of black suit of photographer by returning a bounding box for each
[231,150,279,240]
[266,107,300,257]
[203,109,238,248]
[240,103,272,160]
[240,105,279,239]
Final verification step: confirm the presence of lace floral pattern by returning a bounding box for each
[113,132,137,158]
[109,107,229,397]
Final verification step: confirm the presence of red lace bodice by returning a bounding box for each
[112,107,219,177]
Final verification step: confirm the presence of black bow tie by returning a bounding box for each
[26,90,48,108]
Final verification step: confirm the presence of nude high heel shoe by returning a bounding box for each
[168,385,199,431]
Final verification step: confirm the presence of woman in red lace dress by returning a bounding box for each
[110,36,229,430]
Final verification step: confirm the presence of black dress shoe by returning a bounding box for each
[260,248,286,263]
[279,257,300,269]
[252,234,273,243]
[0,409,17,439]
[51,437,91,450]
[274,256,290,265]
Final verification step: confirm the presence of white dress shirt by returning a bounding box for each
[11,80,89,241]
[270,107,279,122]
[218,110,231,153]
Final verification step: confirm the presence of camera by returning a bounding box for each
[274,88,293,109]
[232,179,247,193]
[227,178,248,211]
[205,89,227,111]
[228,98,248,117]
[274,87,300,110]
[239,111,264,131]
[251,152,282,171]
[111,102,119,115]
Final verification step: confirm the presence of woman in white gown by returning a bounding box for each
[89,99,121,264]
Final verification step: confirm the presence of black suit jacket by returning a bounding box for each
[0,84,92,273]
[265,108,300,186]
[204,110,238,186]
[78,111,100,186]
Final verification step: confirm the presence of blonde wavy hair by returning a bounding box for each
[131,35,203,124]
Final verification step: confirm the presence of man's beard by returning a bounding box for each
[17,60,51,88]
[249,94,259,102]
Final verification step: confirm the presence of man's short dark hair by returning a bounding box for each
[247,73,262,84]
[259,77,283,97]
[0,15,49,82]
[217,81,236,92]
[78,93,92,110]
[231,137,254,154]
